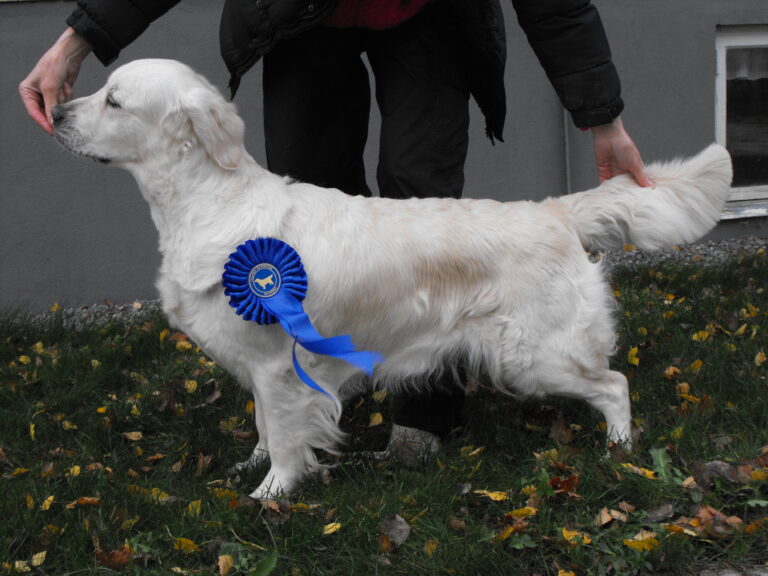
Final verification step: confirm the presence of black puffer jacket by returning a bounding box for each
[66,0,623,140]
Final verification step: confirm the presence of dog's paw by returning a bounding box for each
[228,449,270,475]
[249,468,298,500]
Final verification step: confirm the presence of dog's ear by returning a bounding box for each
[179,87,245,170]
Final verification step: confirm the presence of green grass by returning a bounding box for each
[1,250,767,575]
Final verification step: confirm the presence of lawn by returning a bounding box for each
[1,248,767,575]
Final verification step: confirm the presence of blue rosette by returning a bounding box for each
[222,238,382,396]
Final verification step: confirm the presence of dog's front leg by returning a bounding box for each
[230,385,270,473]
[246,358,344,500]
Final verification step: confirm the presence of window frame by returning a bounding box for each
[716,26,768,220]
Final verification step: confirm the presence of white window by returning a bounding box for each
[716,26,768,219]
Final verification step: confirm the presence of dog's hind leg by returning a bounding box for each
[530,363,632,447]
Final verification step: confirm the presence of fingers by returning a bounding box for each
[19,80,53,134]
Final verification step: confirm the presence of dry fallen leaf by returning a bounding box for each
[562,527,592,545]
[423,540,438,557]
[218,554,235,576]
[623,529,660,551]
[323,522,342,535]
[172,537,199,553]
[368,412,383,427]
[473,490,510,502]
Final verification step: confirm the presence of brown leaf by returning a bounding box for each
[195,453,213,477]
[618,501,636,514]
[549,419,574,445]
[66,496,101,510]
[448,515,467,533]
[95,545,133,569]
[645,503,674,523]
[549,474,581,498]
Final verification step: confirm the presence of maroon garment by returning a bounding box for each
[324,0,431,30]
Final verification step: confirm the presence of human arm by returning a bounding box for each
[511,0,651,186]
[19,0,182,133]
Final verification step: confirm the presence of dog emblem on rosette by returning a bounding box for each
[248,264,280,298]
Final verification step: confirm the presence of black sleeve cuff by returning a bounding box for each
[549,61,624,128]
[66,7,121,66]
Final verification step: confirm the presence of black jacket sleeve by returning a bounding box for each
[511,0,623,128]
[66,0,182,66]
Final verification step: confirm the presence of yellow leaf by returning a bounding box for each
[663,366,681,380]
[159,328,169,342]
[558,571,576,576]
[368,412,383,427]
[692,330,710,342]
[61,420,78,430]
[679,393,701,403]
[91,359,101,369]
[187,500,202,517]
[212,488,238,501]
[323,522,342,535]
[176,341,193,353]
[245,400,255,414]
[30,551,46,567]
[184,380,198,394]
[19,355,31,365]
[218,555,235,576]
[69,465,81,477]
[132,301,143,310]
[122,431,143,441]
[751,469,768,482]
[96,406,108,414]
[50,302,61,312]
[172,537,199,554]
[671,426,685,439]
[33,342,45,355]
[423,539,438,557]
[637,326,648,337]
[372,389,388,403]
[40,496,54,511]
[130,404,141,417]
[562,527,592,545]
[620,463,657,479]
[24,494,34,509]
[627,347,640,366]
[473,489,510,501]
[623,530,660,551]
[506,506,538,518]
[755,350,767,367]
[29,423,35,441]
[734,323,748,336]
[13,468,30,476]
[689,359,704,374]
[120,516,140,531]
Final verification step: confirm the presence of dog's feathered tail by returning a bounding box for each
[554,144,732,252]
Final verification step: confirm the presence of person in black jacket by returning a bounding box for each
[20,0,652,458]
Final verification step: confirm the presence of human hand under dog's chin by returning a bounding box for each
[19,27,92,135]
[591,116,655,188]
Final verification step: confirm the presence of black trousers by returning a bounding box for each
[263,3,469,436]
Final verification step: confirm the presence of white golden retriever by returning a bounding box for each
[52,59,732,499]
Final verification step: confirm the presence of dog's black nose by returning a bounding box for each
[50,105,65,125]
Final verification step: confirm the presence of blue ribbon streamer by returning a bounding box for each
[222,238,382,395]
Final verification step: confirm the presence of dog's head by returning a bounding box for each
[52,59,244,170]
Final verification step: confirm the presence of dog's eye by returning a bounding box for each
[106,94,121,109]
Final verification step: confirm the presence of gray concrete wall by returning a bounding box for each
[1,0,767,312]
